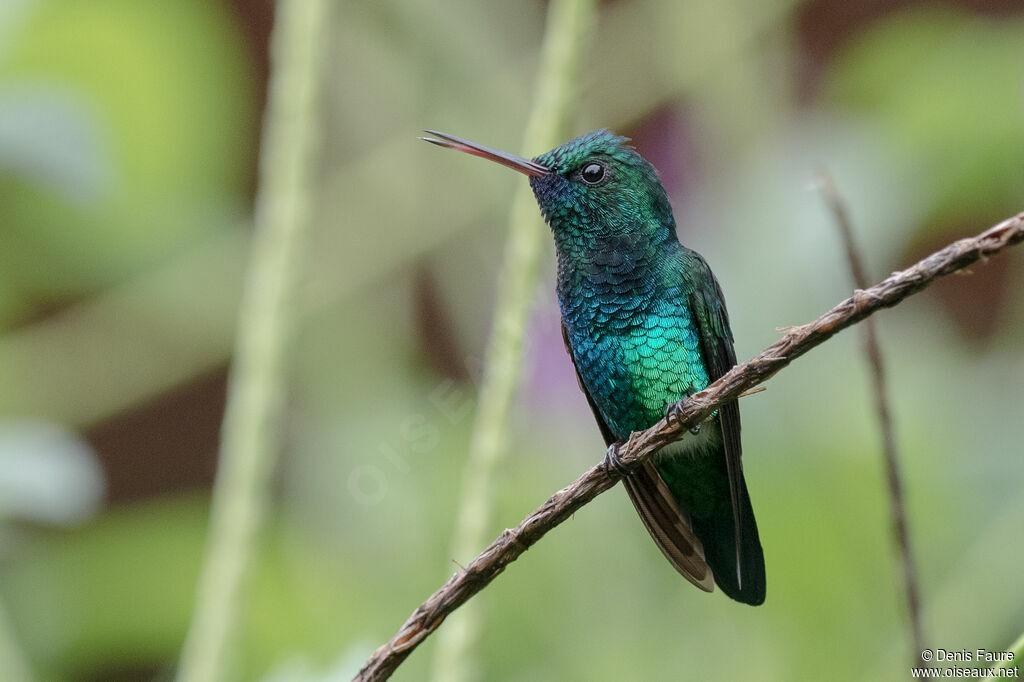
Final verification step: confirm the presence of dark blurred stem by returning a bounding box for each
[175,2,328,681]
[354,212,1024,682]
[816,169,927,668]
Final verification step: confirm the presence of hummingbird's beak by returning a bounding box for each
[420,130,550,177]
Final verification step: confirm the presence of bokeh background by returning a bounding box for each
[1,1,1023,680]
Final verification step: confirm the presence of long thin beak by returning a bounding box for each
[420,130,550,177]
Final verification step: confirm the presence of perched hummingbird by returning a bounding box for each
[422,129,765,605]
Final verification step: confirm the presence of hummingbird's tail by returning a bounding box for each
[690,466,766,606]
[628,443,766,605]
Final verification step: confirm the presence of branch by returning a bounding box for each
[354,212,1024,682]
[815,170,927,667]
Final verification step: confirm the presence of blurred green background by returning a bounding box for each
[1,1,1023,680]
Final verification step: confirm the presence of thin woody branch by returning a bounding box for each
[815,169,927,668]
[354,212,1024,682]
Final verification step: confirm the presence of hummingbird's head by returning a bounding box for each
[421,128,676,251]
[527,129,675,243]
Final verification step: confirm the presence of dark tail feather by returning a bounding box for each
[692,471,765,605]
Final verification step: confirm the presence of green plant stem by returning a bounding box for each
[429,2,596,681]
[0,594,33,682]
[987,632,1024,677]
[174,1,327,681]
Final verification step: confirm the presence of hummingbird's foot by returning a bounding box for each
[664,401,702,435]
[603,443,630,478]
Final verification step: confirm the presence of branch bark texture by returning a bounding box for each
[354,212,1024,682]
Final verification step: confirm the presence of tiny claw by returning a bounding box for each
[664,401,682,427]
[603,443,630,478]
[666,400,707,435]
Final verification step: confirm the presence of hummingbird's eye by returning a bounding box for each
[580,162,607,185]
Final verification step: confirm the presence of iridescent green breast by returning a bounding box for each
[562,292,709,439]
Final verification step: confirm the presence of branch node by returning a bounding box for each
[852,288,885,304]
[500,527,527,552]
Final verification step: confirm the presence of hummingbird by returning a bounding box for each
[422,129,765,605]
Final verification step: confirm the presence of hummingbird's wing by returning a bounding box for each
[561,324,713,591]
[690,272,742,521]
[620,461,714,592]
[687,256,764,601]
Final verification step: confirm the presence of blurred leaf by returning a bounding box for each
[0,420,104,527]
[825,9,1024,225]
[0,90,111,200]
[1,497,208,678]
[0,497,355,680]
[0,0,255,296]
[0,221,247,426]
